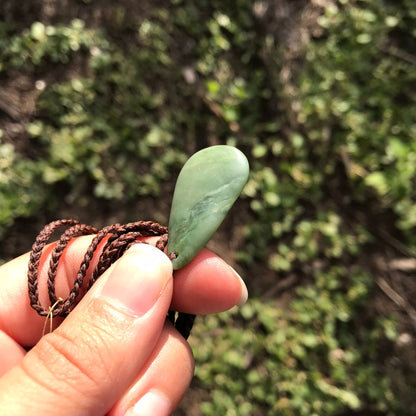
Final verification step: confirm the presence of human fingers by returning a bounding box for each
[171,248,247,314]
[0,330,26,377]
[0,234,109,346]
[108,322,194,416]
[0,235,247,347]
[0,244,173,416]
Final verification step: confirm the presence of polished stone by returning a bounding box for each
[168,145,249,269]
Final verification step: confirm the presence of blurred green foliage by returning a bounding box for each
[1,0,415,414]
[193,266,397,415]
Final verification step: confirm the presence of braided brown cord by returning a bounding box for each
[27,219,195,339]
[28,219,80,316]
[47,223,98,306]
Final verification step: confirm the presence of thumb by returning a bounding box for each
[0,244,173,416]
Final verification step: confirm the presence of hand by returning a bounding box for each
[0,235,248,415]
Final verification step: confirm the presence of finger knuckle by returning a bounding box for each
[25,328,105,399]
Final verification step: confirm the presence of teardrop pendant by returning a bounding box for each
[168,145,249,269]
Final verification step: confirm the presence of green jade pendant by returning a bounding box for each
[168,145,249,269]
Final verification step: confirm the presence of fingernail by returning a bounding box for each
[99,244,172,317]
[125,390,171,416]
[229,266,248,306]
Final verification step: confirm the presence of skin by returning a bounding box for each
[0,235,247,415]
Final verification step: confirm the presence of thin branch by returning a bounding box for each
[0,92,21,121]
[262,274,298,300]
[201,95,240,133]
[376,228,416,259]
[378,43,416,66]
[377,276,416,323]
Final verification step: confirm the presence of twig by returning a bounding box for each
[376,277,416,323]
[262,274,298,300]
[378,43,416,66]
[201,95,240,133]
[376,228,416,259]
[0,92,21,121]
